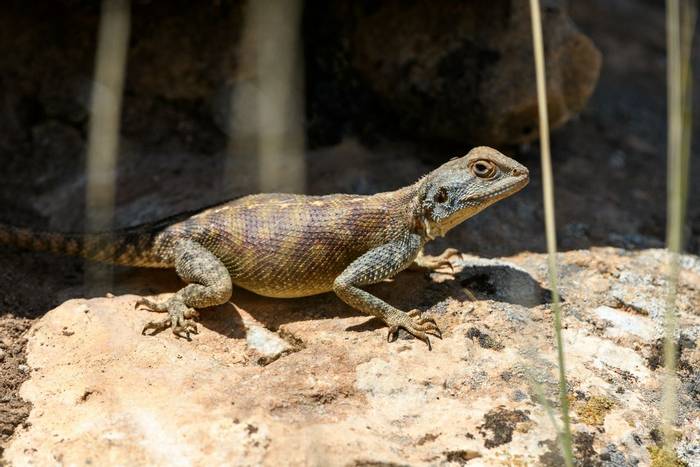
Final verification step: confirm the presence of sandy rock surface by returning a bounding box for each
[4,248,699,466]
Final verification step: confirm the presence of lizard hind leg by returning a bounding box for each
[137,239,232,340]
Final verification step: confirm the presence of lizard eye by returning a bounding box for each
[433,187,448,203]
[471,160,497,179]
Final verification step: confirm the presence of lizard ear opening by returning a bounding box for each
[433,187,448,203]
[419,184,445,223]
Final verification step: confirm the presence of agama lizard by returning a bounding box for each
[0,146,528,348]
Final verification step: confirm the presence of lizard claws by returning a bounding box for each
[410,248,462,274]
[386,309,442,350]
[135,297,166,312]
[138,297,199,340]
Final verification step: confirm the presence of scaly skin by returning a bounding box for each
[0,146,529,348]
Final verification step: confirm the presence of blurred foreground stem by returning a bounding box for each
[528,1,573,465]
[662,0,695,454]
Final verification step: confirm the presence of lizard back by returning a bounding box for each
[167,189,419,298]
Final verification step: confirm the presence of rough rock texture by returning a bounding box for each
[3,248,699,466]
[306,0,601,145]
[0,317,32,449]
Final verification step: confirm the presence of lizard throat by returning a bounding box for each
[421,218,448,240]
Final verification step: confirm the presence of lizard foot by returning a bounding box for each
[387,309,442,350]
[409,248,462,273]
[136,297,199,340]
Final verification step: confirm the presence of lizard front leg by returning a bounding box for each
[137,239,232,339]
[333,234,441,349]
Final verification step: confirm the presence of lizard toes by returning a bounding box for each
[415,316,437,326]
[141,299,200,341]
[135,297,166,312]
[412,332,432,351]
[416,321,442,339]
[440,247,462,259]
[387,325,400,343]
[173,320,198,340]
[439,260,455,273]
[407,310,439,327]
[434,248,463,273]
[141,317,171,335]
[407,309,422,318]
[386,311,440,350]
[386,325,432,350]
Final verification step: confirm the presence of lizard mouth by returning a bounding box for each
[462,174,529,206]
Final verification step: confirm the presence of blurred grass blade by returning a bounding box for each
[528,1,574,465]
[85,0,131,290]
[527,371,562,435]
[226,0,305,194]
[662,0,695,455]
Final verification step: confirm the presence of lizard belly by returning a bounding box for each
[227,247,355,298]
[233,278,335,298]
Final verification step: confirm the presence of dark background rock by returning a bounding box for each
[305,0,601,146]
[0,0,599,167]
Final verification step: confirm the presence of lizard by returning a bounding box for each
[0,146,529,349]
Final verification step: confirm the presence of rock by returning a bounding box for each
[307,0,601,145]
[610,250,699,322]
[594,305,658,341]
[4,248,699,465]
[30,121,84,189]
[458,255,551,307]
[245,321,294,365]
[40,91,88,125]
[678,433,700,466]
[127,7,243,102]
[563,329,651,380]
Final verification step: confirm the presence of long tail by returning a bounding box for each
[0,223,172,267]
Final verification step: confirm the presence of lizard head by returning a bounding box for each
[417,146,529,239]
